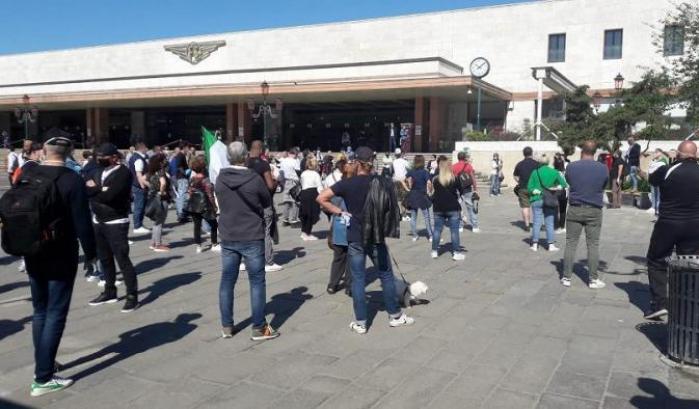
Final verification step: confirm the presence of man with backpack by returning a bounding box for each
[452,151,480,233]
[170,143,190,223]
[0,136,96,397]
[86,143,139,312]
[128,141,150,234]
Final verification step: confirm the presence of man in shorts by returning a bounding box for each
[513,146,538,232]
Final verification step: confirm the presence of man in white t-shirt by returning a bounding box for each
[391,148,410,220]
[279,149,301,224]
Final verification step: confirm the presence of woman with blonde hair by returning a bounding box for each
[299,155,323,240]
[430,156,465,260]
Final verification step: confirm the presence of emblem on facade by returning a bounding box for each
[164,40,226,65]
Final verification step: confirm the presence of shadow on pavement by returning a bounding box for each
[635,322,667,354]
[0,316,32,341]
[134,255,184,275]
[0,398,35,409]
[626,255,647,265]
[615,281,650,313]
[62,313,201,381]
[275,247,306,265]
[139,272,202,307]
[0,255,20,266]
[0,281,29,295]
[233,286,312,333]
[629,378,699,409]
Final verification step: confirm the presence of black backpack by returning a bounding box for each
[0,167,67,257]
[458,169,473,190]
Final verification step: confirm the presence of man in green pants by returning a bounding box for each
[562,141,609,289]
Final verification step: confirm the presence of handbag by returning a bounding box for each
[288,182,302,203]
[535,169,559,209]
[145,195,164,221]
[186,190,209,214]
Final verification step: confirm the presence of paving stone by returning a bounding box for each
[374,368,455,409]
[481,388,539,409]
[316,384,384,409]
[501,355,560,393]
[546,369,607,401]
[354,358,420,391]
[536,393,600,409]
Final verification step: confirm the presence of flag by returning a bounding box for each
[201,126,217,163]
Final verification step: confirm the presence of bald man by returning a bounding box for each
[644,140,699,320]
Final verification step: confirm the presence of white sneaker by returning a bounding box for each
[646,207,656,214]
[196,245,203,254]
[459,227,464,233]
[589,279,606,289]
[530,243,539,252]
[97,279,122,288]
[472,228,481,233]
[133,227,151,235]
[305,235,319,241]
[560,277,571,287]
[431,251,438,259]
[555,228,566,234]
[349,321,367,334]
[265,263,283,272]
[239,263,246,271]
[389,313,415,327]
[548,244,560,252]
[452,253,465,261]
[30,376,73,397]
[86,275,99,283]
[211,244,221,253]
[18,260,26,272]
[412,237,419,242]
[402,216,411,222]
[128,240,134,246]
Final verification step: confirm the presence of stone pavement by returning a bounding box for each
[1,193,697,409]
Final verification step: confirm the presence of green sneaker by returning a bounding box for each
[30,376,73,397]
[251,324,280,341]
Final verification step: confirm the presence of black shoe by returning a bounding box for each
[88,292,118,306]
[643,308,668,321]
[326,286,337,294]
[121,296,138,313]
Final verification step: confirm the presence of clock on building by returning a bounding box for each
[469,57,491,78]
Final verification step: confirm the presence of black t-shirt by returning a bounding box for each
[174,153,188,179]
[610,157,625,180]
[247,157,271,178]
[513,157,539,188]
[432,178,462,213]
[331,175,371,243]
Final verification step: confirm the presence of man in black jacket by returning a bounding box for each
[644,141,699,320]
[24,137,96,397]
[86,143,139,313]
[318,146,413,335]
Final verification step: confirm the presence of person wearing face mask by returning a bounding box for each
[86,143,139,313]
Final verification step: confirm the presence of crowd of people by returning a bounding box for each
[1,133,698,398]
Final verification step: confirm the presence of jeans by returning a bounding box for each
[410,208,433,239]
[629,165,639,191]
[29,274,75,383]
[151,201,169,245]
[348,242,401,325]
[175,178,189,220]
[131,186,146,229]
[433,211,461,253]
[563,206,603,280]
[650,186,661,214]
[192,214,218,245]
[219,240,267,329]
[460,191,479,229]
[94,222,137,297]
[531,200,556,245]
[490,174,501,195]
[646,218,699,310]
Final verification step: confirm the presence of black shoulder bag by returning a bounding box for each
[535,169,559,209]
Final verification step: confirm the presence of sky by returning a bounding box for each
[1,0,534,55]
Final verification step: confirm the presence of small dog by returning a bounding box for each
[394,277,429,308]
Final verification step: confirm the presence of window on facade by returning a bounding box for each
[604,29,623,60]
[664,25,684,56]
[548,33,566,63]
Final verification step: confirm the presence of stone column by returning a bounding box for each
[93,108,109,145]
[237,103,251,143]
[225,103,237,143]
[130,111,145,143]
[86,108,94,147]
[429,97,446,152]
[414,96,425,152]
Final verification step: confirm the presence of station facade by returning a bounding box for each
[0,0,682,151]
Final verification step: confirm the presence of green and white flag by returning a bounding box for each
[201,126,217,164]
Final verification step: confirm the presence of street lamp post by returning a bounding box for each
[247,81,283,150]
[14,95,39,140]
[614,73,625,106]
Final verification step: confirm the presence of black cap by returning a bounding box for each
[355,146,374,162]
[95,143,119,156]
[45,136,73,148]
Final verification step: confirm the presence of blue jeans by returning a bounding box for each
[651,186,661,213]
[348,242,401,325]
[490,174,501,195]
[531,200,556,245]
[629,166,639,191]
[460,191,479,228]
[175,178,189,220]
[410,208,433,239]
[29,274,75,383]
[219,240,267,329]
[433,211,461,253]
[131,186,146,229]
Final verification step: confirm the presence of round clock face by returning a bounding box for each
[470,57,491,78]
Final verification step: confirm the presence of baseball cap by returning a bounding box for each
[355,146,374,162]
[394,148,402,155]
[44,136,73,148]
[95,143,119,156]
